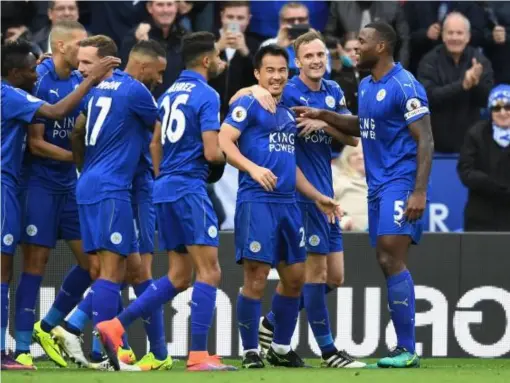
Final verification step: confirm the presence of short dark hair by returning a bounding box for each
[365,21,397,54]
[130,39,166,59]
[181,31,216,68]
[293,30,324,55]
[78,35,118,58]
[1,40,33,77]
[221,1,250,11]
[253,44,289,70]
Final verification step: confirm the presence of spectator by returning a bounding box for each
[483,2,510,85]
[120,1,186,99]
[457,84,510,232]
[325,1,410,68]
[209,1,258,119]
[32,1,80,53]
[176,1,215,33]
[332,142,368,232]
[418,12,494,154]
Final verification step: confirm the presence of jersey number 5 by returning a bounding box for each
[161,94,189,144]
[85,96,112,146]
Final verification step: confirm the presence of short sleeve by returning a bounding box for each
[32,78,48,125]
[223,95,256,133]
[397,78,430,125]
[5,88,46,124]
[199,89,221,132]
[129,81,158,128]
[335,86,352,116]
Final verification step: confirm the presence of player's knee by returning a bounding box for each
[243,264,270,299]
[376,251,402,277]
[1,256,13,283]
[326,269,344,288]
[305,255,327,283]
[22,252,50,276]
[197,263,221,287]
[168,271,192,291]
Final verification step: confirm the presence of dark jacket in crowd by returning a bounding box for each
[330,67,369,115]
[457,120,510,232]
[208,33,259,119]
[483,1,510,84]
[120,22,187,99]
[418,45,493,153]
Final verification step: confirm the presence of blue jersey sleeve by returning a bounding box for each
[331,82,351,116]
[32,78,48,125]
[129,81,158,128]
[4,87,45,124]
[223,95,256,133]
[199,90,220,133]
[397,79,430,125]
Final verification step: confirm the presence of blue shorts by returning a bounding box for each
[20,188,80,248]
[368,190,426,248]
[156,194,219,252]
[1,184,21,255]
[131,201,156,254]
[235,202,307,267]
[299,202,343,255]
[78,199,135,256]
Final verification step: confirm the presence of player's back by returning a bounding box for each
[153,70,220,203]
[357,63,429,196]
[21,59,83,192]
[225,95,297,203]
[132,129,153,204]
[77,70,158,204]
[1,82,45,188]
[283,77,350,202]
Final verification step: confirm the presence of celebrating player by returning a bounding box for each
[231,30,365,369]
[1,40,119,370]
[218,44,341,369]
[293,22,434,368]
[95,31,236,372]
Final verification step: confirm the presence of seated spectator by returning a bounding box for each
[483,2,510,85]
[209,1,259,119]
[325,1,410,68]
[32,0,80,53]
[120,1,187,99]
[332,142,368,232]
[457,84,510,232]
[418,12,494,154]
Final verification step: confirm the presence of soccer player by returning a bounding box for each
[95,32,236,372]
[241,31,365,368]
[15,21,90,369]
[1,40,118,370]
[293,22,434,368]
[218,44,341,369]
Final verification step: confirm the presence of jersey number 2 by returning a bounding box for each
[161,94,189,144]
[85,96,112,146]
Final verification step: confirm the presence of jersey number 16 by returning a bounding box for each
[160,94,189,144]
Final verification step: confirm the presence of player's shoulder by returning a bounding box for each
[322,78,341,91]
[232,94,258,111]
[359,76,371,89]
[196,80,220,103]
[388,66,426,101]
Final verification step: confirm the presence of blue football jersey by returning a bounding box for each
[283,76,350,202]
[1,81,45,188]
[358,63,430,196]
[152,70,220,203]
[21,59,83,192]
[132,128,153,204]
[76,70,158,204]
[224,95,297,203]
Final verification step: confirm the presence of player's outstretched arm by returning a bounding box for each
[150,121,163,177]
[296,117,359,147]
[293,106,360,137]
[405,114,434,221]
[296,166,342,223]
[27,123,73,162]
[202,131,226,164]
[71,114,87,171]
[219,123,277,191]
[35,57,121,120]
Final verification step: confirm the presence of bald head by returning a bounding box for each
[50,21,87,68]
[442,12,471,55]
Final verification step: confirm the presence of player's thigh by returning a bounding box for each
[133,201,156,255]
[1,183,21,257]
[167,250,193,291]
[59,191,81,244]
[326,250,344,287]
[299,202,331,255]
[234,202,278,266]
[377,190,425,247]
[279,203,307,267]
[67,239,89,270]
[78,199,135,257]
[1,254,14,282]
[20,188,62,249]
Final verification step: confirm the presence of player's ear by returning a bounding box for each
[57,40,66,54]
[254,68,260,81]
[294,57,301,70]
[202,54,210,69]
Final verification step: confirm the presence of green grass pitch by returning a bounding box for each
[3,358,510,383]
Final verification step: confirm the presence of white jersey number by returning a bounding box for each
[85,96,112,146]
[161,94,189,144]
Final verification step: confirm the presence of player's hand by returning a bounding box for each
[404,190,427,222]
[88,56,122,84]
[292,106,321,119]
[249,165,278,192]
[252,85,276,113]
[315,195,342,224]
[296,117,328,137]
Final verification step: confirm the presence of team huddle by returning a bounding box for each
[1,19,434,372]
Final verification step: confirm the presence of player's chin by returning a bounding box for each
[307,69,324,80]
[268,84,284,96]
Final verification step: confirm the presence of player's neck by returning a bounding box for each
[299,73,321,92]
[53,55,73,79]
[371,58,395,82]
[186,66,209,81]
